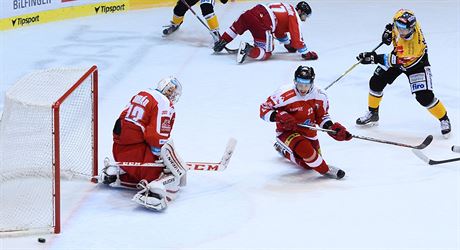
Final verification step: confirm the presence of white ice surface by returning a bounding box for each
[1,0,459,249]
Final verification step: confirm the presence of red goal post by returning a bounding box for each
[0,65,98,235]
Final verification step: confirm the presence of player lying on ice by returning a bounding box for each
[213,1,318,63]
[260,66,351,179]
[101,77,186,211]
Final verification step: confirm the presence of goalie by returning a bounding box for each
[260,66,351,179]
[102,77,187,211]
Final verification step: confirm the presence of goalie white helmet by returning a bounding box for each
[156,76,182,104]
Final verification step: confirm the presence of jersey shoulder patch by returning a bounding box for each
[275,84,296,102]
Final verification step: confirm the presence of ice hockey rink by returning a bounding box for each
[1,0,459,249]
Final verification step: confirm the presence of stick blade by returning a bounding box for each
[415,135,433,149]
[220,138,237,169]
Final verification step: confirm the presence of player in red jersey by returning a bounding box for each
[260,66,351,179]
[102,77,187,211]
[213,1,318,63]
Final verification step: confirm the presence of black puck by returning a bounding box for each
[38,238,46,243]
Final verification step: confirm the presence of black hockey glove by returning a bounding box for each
[381,23,393,46]
[357,52,377,64]
[213,39,228,52]
[220,0,228,3]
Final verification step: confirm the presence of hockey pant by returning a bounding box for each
[172,0,219,30]
[221,4,274,60]
[276,132,330,174]
[369,59,448,119]
[112,119,163,187]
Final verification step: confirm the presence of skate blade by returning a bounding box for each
[355,121,379,128]
[442,132,451,139]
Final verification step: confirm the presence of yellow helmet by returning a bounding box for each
[393,9,417,39]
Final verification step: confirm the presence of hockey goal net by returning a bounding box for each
[0,66,98,235]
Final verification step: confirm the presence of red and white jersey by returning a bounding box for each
[120,89,175,152]
[260,84,331,138]
[268,2,305,50]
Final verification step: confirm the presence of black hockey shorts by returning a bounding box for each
[370,59,433,95]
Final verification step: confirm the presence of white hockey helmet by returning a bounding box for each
[156,76,182,104]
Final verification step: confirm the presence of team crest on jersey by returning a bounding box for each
[160,117,172,133]
[302,119,311,125]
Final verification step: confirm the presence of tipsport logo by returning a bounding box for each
[11,15,40,27]
[94,4,126,14]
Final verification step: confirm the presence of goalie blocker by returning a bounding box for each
[100,138,237,211]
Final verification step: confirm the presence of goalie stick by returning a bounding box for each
[412,149,460,165]
[108,138,237,171]
[298,124,433,149]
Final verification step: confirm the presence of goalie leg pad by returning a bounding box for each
[161,140,188,186]
[132,173,182,211]
[132,180,168,211]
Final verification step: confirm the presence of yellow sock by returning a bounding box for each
[368,93,382,110]
[428,100,447,120]
[206,14,219,31]
[172,15,184,26]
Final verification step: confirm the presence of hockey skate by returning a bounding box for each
[162,22,181,36]
[274,141,289,158]
[210,30,221,43]
[236,42,253,64]
[440,117,451,138]
[324,165,345,179]
[356,110,379,126]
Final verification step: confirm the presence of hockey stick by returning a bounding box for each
[411,149,460,165]
[324,42,384,90]
[452,145,460,153]
[178,0,237,54]
[298,124,433,149]
[110,138,237,171]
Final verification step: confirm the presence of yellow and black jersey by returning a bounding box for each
[389,23,427,69]
[386,10,427,70]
